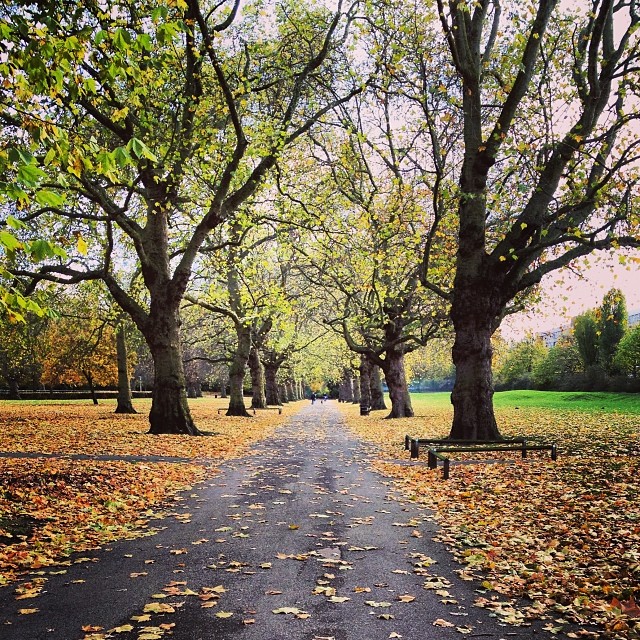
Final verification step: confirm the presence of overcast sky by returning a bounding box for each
[501,249,640,341]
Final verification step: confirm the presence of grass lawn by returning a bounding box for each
[408,389,640,413]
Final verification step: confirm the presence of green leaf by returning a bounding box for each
[27,239,55,262]
[35,190,65,207]
[128,138,158,161]
[113,28,132,51]
[0,230,23,252]
[113,146,132,168]
[17,164,47,187]
[6,216,25,230]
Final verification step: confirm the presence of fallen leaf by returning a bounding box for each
[328,596,350,603]
[433,619,455,627]
[111,624,134,633]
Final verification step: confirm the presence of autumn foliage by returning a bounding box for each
[0,397,298,586]
[339,399,640,638]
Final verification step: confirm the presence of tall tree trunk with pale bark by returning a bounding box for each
[380,349,413,418]
[249,346,267,409]
[369,363,387,410]
[227,324,252,417]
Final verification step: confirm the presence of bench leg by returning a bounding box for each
[443,459,450,480]
[410,439,419,459]
[427,450,437,469]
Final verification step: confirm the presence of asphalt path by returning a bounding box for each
[0,401,551,640]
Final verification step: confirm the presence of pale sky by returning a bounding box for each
[501,249,640,341]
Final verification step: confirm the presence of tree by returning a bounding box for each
[615,325,640,378]
[494,337,547,390]
[597,288,628,375]
[114,318,137,414]
[40,311,118,401]
[283,86,450,417]
[572,311,599,372]
[0,308,47,397]
[533,336,582,390]
[418,0,640,439]
[1,0,362,434]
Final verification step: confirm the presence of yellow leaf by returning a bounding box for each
[111,624,134,633]
[215,611,233,618]
[77,235,88,255]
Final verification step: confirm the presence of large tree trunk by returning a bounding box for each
[147,305,200,435]
[449,294,502,440]
[340,369,354,402]
[227,324,252,417]
[148,343,200,434]
[115,323,136,414]
[220,371,228,398]
[369,363,387,410]
[264,363,280,405]
[249,346,267,409]
[381,350,413,418]
[359,355,371,408]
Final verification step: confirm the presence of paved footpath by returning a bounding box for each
[0,402,550,640]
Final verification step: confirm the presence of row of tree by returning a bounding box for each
[1,0,639,440]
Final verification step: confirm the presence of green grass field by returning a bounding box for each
[409,389,640,413]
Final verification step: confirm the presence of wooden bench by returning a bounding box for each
[404,435,557,480]
[404,435,525,459]
[217,406,283,415]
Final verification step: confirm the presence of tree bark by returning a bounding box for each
[369,363,387,410]
[147,304,200,435]
[227,324,252,417]
[352,374,361,404]
[115,323,137,414]
[341,369,354,402]
[286,379,296,402]
[381,349,413,418]
[279,383,289,403]
[249,346,267,409]
[449,296,502,440]
[148,344,199,434]
[220,370,228,398]
[359,355,371,408]
[264,363,280,405]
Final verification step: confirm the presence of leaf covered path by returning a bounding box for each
[1,402,565,640]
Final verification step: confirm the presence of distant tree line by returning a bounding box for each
[494,289,640,392]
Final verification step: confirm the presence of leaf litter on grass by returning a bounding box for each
[338,400,640,639]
